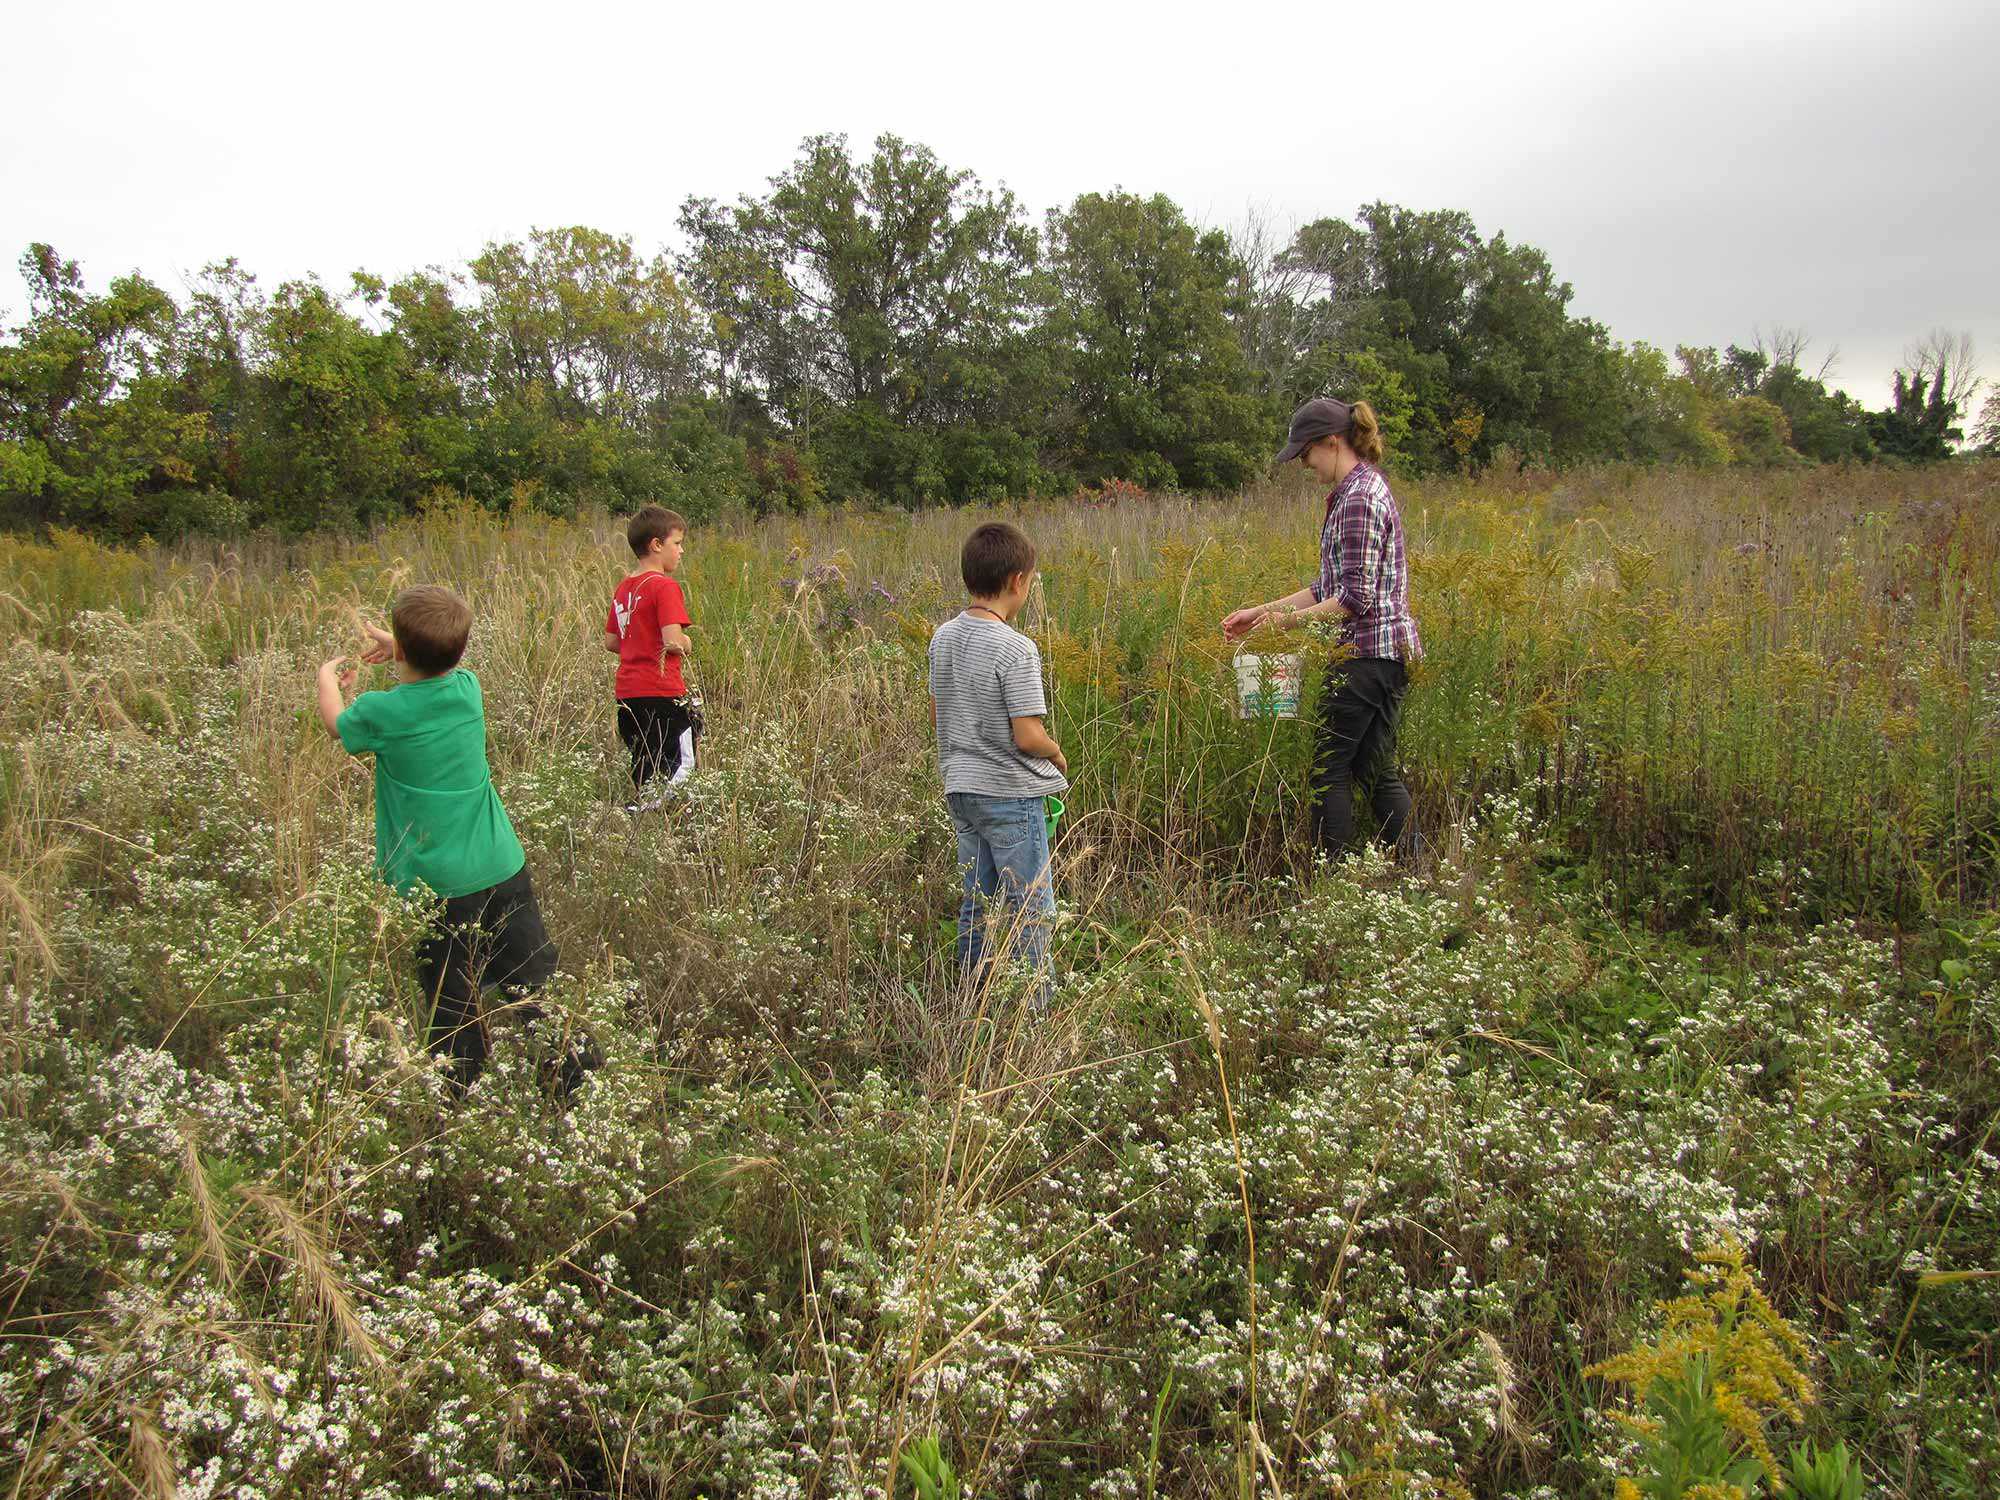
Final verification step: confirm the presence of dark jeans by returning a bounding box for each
[1312,657,1415,857]
[413,863,559,1088]
[617,695,699,789]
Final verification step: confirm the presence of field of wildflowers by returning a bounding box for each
[1,463,1996,1496]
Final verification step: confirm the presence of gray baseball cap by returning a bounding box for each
[1274,397,1354,464]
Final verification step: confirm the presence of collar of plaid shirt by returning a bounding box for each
[1323,461,1373,521]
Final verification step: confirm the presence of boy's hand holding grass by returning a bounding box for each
[315,656,358,737]
[350,610,396,666]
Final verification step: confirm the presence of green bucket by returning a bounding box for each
[1044,795,1065,843]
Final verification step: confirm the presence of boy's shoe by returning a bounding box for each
[534,1032,603,1101]
[624,784,668,814]
[626,778,690,814]
[519,1010,603,1102]
[445,1051,485,1097]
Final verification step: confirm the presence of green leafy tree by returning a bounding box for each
[1758,364,1872,462]
[1870,366,1963,462]
[1537,321,1634,463]
[1693,337,1872,462]
[1274,206,1640,471]
[11,160,1964,541]
[1355,203,1481,362]
[1675,345,1735,406]
[1714,395,1795,465]
[0,244,223,535]
[1672,346,1794,467]
[1264,214,1376,404]
[465,227,712,513]
[241,279,415,531]
[1613,343,1729,464]
[1288,345,1418,458]
[1041,191,1270,490]
[1461,234,1626,464]
[674,196,793,425]
[680,134,1046,504]
[354,268,489,500]
[471,226,702,424]
[166,258,266,504]
[1723,343,1770,397]
[1264,213,1450,468]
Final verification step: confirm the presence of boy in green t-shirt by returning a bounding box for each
[316,585,585,1093]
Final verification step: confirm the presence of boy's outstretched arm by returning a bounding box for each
[661,622,692,655]
[316,657,357,739]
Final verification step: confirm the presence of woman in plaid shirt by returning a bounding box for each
[1224,396,1421,859]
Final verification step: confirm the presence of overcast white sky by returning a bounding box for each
[5,0,1995,409]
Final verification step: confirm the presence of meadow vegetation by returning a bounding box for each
[1,462,1996,1496]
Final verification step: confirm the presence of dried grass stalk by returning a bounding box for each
[129,1405,177,1498]
[238,1183,386,1375]
[177,1121,234,1294]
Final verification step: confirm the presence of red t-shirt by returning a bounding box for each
[607,572,691,698]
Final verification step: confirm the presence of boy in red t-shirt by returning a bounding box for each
[604,505,698,810]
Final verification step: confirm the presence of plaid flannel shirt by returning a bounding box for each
[1309,461,1422,661]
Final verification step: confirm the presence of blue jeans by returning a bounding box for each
[946,792,1055,989]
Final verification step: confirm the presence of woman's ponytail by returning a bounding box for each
[1349,401,1385,465]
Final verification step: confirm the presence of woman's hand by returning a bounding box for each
[1221,605,1266,641]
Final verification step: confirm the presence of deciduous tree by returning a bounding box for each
[0,244,220,534]
[1041,191,1269,491]
[680,134,1045,503]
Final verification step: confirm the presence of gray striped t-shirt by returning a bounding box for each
[927,612,1069,798]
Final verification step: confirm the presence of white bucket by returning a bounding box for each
[1233,652,1302,719]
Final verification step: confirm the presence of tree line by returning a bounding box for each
[3,132,1992,538]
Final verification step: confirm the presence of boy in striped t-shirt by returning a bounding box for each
[927,522,1069,995]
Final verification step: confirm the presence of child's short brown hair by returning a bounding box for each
[627,505,688,557]
[961,522,1037,598]
[391,585,474,677]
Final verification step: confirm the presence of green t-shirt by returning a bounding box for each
[335,669,526,898]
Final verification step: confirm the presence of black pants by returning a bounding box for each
[1312,657,1415,857]
[616,696,699,789]
[413,864,559,1087]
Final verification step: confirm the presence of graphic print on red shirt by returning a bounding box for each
[607,572,692,698]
